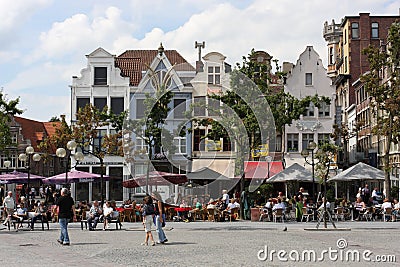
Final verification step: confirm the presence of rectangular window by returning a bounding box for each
[93,129,107,152]
[208,96,220,116]
[305,73,312,85]
[135,137,148,154]
[329,47,334,65]
[351,22,359,39]
[94,97,107,112]
[174,99,186,119]
[275,135,282,152]
[193,96,206,116]
[193,129,206,151]
[371,22,379,38]
[318,134,331,145]
[111,97,124,115]
[302,134,314,151]
[208,66,221,85]
[318,102,330,117]
[11,133,17,144]
[136,99,145,119]
[173,137,187,154]
[303,102,315,117]
[109,167,123,201]
[94,67,107,85]
[223,135,234,152]
[344,56,348,73]
[77,98,90,111]
[287,134,299,152]
[344,29,347,44]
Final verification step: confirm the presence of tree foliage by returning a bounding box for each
[361,22,400,198]
[125,67,176,160]
[0,91,23,152]
[39,105,127,160]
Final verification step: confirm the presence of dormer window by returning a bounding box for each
[94,67,107,85]
[208,66,221,85]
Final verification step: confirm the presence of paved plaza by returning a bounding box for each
[1,220,400,267]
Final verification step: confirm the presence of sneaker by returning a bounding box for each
[141,242,148,246]
[56,239,63,244]
[151,242,156,246]
[62,243,70,246]
[163,239,168,243]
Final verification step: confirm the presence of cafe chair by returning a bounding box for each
[301,207,312,222]
[334,207,345,221]
[273,209,284,223]
[382,207,393,222]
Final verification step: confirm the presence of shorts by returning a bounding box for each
[144,215,153,232]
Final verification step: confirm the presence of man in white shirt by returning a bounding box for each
[318,197,331,211]
[221,190,229,209]
[272,199,286,212]
[381,198,394,222]
[3,191,15,226]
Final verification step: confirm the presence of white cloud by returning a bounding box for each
[28,6,137,63]
[0,0,51,32]
[4,0,399,121]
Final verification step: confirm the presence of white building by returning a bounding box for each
[70,46,195,202]
[284,46,336,170]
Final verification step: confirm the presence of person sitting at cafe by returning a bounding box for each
[393,198,399,221]
[103,201,113,230]
[14,203,28,229]
[354,197,366,220]
[222,198,237,218]
[272,198,286,215]
[381,198,395,222]
[340,197,349,207]
[30,201,47,230]
[88,200,102,231]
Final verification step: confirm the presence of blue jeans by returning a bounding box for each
[155,214,167,242]
[59,218,70,244]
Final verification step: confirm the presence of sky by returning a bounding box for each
[0,0,399,122]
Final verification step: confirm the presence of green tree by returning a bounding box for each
[203,50,330,175]
[0,90,23,152]
[361,22,400,198]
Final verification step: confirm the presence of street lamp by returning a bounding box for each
[18,146,41,196]
[56,140,84,186]
[301,141,318,202]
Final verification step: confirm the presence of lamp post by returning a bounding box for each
[56,140,84,187]
[301,141,318,202]
[18,146,41,197]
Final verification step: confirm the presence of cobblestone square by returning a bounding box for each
[1,221,399,267]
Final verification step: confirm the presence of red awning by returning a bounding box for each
[244,161,284,179]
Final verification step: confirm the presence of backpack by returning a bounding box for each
[145,204,155,215]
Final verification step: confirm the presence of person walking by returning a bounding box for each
[141,195,156,246]
[56,188,75,246]
[152,192,168,244]
[3,191,15,226]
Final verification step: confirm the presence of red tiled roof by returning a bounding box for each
[115,50,195,86]
[14,117,61,153]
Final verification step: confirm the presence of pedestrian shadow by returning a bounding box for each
[70,242,108,246]
[161,242,197,246]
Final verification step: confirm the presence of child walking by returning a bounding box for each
[141,195,156,246]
